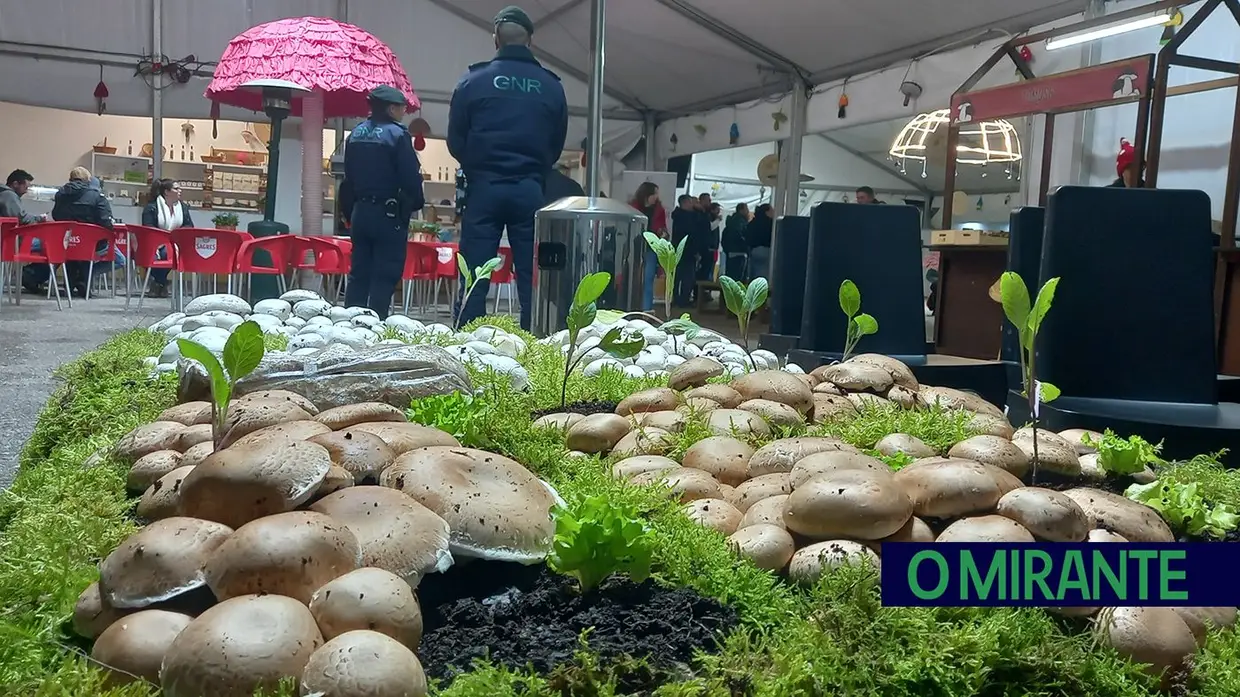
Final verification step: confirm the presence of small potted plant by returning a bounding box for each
[212,212,239,231]
[409,220,441,242]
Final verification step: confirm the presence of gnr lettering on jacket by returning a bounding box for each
[492,75,542,94]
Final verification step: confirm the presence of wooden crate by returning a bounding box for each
[931,229,1009,246]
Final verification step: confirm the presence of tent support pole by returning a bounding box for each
[773,78,808,218]
[643,111,658,170]
[151,0,163,182]
[585,0,606,197]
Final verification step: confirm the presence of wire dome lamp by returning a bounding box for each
[888,109,1022,180]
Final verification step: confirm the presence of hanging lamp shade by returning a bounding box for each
[889,109,1022,167]
[205,16,418,118]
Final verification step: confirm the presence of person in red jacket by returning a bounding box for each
[630,181,668,312]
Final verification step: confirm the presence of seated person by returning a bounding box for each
[52,167,114,297]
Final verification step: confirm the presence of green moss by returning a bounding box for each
[813,401,979,454]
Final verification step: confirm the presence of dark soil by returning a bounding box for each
[416,561,737,689]
[531,400,619,419]
[1023,470,1138,496]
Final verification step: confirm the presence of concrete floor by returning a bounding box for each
[0,293,165,489]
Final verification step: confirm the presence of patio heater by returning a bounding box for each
[239,78,309,300]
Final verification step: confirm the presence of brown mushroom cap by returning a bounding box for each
[785,468,913,540]
[730,370,815,414]
[936,515,1035,542]
[616,387,681,416]
[611,426,675,458]
[966,412,1016,439]
[684,498,744,535]
[218,399,315,448]
[733,473,793,512]
[113,421,187,462]
[301,630,428,697]
[684,384,744,408]
[789,450,890,489]
[309,567,423,648]
[565,413,633,454]
[717,483,742,509]
[98,516,233,609]
[634,410,688,433]
[1088,528,1129,543]
[1098,606,1197,678]
[816,362,894,393]
[893,458,1006,519]
[315,402,407,430]
[789,540,880,585]
[127,450,185,492]
[235,389,319,415]
[876,516,935,545]
[812,380,843,396]
[1058,428,1104,454]
[875,433,935,458]
[920,385,1004,419]
[73,581,131,639]
[1062,488,1175,543]
[229,419,332,448]
[160,594,324,697]
[847,392,890,410]
[706,408,773,437]
[338,421,460,455]
[739,494,788,529]
[1012,429,1082,476]
[309,429,397,483]
[158,401,213,426]
[947,435,1030,478]
[137,465,196,521]
[177,423,214,451]
[849,354,920,390]
[1170,607,1238,645]
[179,441,215,468]
[630,466,723,502]
[310,487,453,584]
[178,439,332,528]
[737,398,805,428]
[381,446,556,562]
[810,393,858,423]
[995,487,1089,541]
[728,524,795,572]
[204,511,361,604]
[314,465,356,499]
[885,384,922,410]
[678,397,723,414]
[747,437,855,478]
[533,412,585,432]
[682,436,755,486]
[91,609,192,686]
[669,357,725,390]
[611,455,680,480]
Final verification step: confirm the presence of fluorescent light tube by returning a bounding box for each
[1045,12,1172,50]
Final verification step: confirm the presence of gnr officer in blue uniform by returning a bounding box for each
[341,85,425,319]
[449,5,568,330]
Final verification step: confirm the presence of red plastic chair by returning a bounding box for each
[62,223,116,300]
[401,240,440,315]
[2,221,75,310]
[423,242,459,317]
[287,236,350,298]
[0,218,18,307]
[125,225,178,311]
[236,235,295,300]
[488,246,516,315]
[170,228,247,310]
[316,237,352,303]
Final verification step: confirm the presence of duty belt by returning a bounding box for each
[357,196,396,204]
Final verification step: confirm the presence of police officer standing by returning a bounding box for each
[449,5,568,330]
[341,85,425,319]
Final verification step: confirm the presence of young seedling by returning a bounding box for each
[561,272,644,408]
[454,253,504,330]
[176,320,266,448]
[999,271,1062,481]
[660,313,701,355]
[719,275,769,370]
[839,279,879,362]
[548,495,654,593]
[643,231,689,320]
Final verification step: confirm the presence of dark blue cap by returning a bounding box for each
[494,5,534,35]
[368,85,409,106]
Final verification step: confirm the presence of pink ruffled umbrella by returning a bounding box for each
[206,17,418,238]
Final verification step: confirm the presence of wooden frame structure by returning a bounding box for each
[939,0,1183,227]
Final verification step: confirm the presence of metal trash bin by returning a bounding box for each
[530,196,648,337]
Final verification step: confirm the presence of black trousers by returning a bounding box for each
[673,251,697,306]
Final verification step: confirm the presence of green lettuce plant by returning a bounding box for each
[719,275,769,370]
[548,495,654,592]
[408,392,487,445]
[176,320,265,448]
[839,279,878,362]
[454,253,504,329]
[1083,430,1166,476]
[643,231,689,319]
[561,272,644,408]
[1126,480,1240,539]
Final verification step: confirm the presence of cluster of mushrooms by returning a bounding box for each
[535,354,1236,680]
[76,390,561,696]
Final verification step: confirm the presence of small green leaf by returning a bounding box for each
[744,277,770,313]
[1028,276,1060,338]
[673,236,689,267]
[566,302,598,333]
[574,272,612,307]
[839,279,861,318]
[477,255,504,280]
[222,321,265,382]
[642,231,665,252]
[719,275,746,318]
[853,313,878,336]
[456,253,473,290]
[595,309,626,325]
[598,326,645,359]
[1037,381,1061,403]
[999,271,1031,336]
[177,339,230,413]
[661,314,701,340]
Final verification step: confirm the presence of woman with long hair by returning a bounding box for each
[140,178,195,297]
[630,181,668,312]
